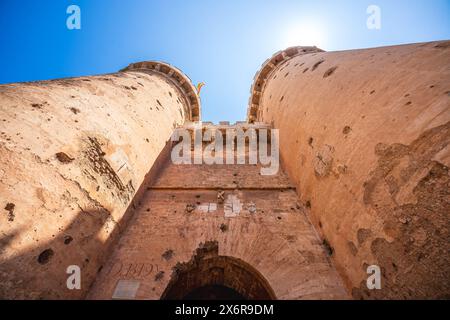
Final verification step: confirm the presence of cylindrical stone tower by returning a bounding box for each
[248,41,450,299]
[0,61,200,299]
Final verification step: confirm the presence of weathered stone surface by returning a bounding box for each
[87,130,348,300]
[1,40,448,300]
[249,41,450,299]
[0,62,198,299]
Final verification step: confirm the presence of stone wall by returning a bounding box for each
[248,41,450,299]
[87,124,348,300]
[0,62,199,299]
[1,40,448,300]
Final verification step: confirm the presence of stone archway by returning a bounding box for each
[160,241,276,300]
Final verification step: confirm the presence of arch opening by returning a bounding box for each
[184,285,246,300]
[160,241,276,300]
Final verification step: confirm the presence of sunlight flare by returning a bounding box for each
[281,22,328,49]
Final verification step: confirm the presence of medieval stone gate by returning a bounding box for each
[0,41,449,299]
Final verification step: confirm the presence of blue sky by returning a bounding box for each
[1,0,449,122]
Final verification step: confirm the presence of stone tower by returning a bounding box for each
[248,41,450,299]
[0,62,200,299]
[0,41,449,299]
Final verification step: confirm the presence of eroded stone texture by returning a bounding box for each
[0,61,199,299]
[249,41,450,299]
[87,125,348,300]
[1,40,448,300]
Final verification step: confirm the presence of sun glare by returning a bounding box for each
[281,22,328,49]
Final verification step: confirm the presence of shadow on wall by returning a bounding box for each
[0,208,112,299]
[0,140,174,300]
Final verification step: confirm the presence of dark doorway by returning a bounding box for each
[161,241,276,300]
[184,285,246,300]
